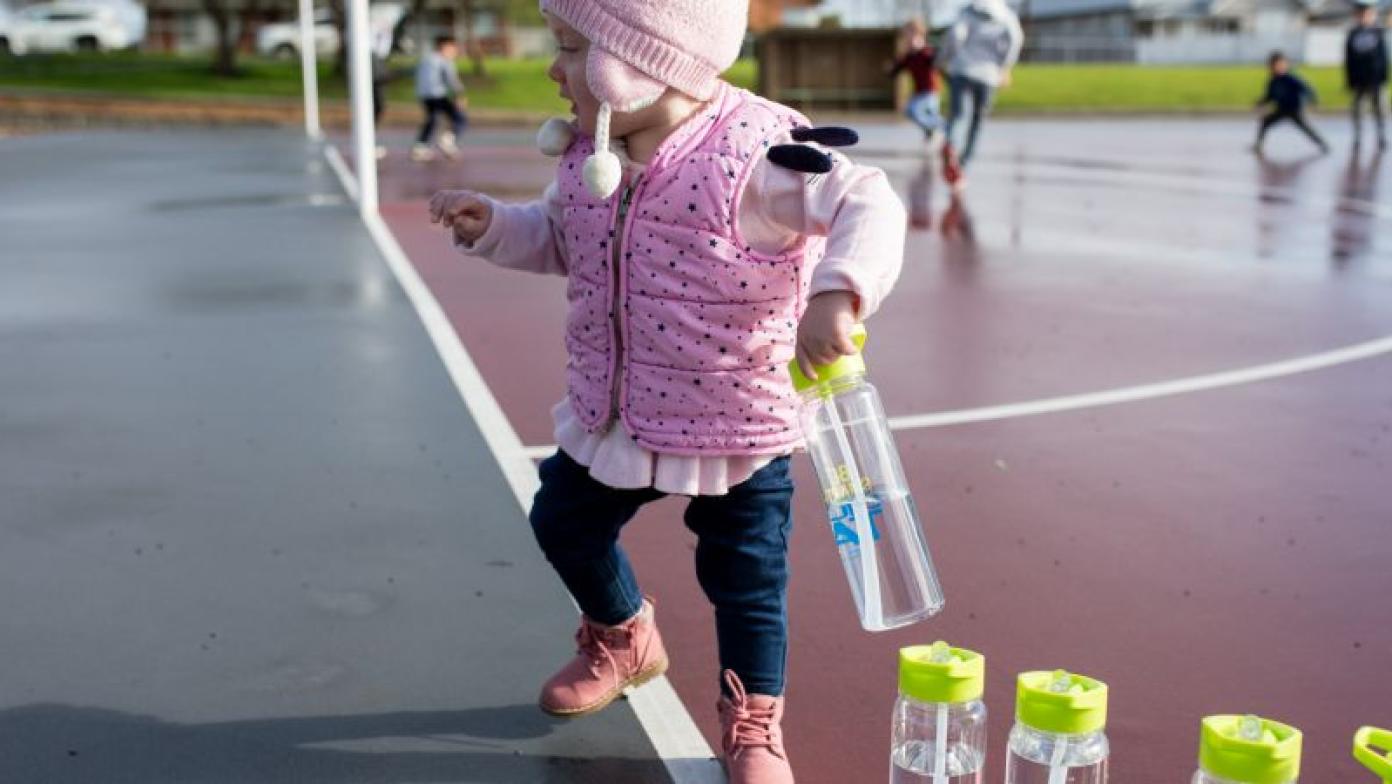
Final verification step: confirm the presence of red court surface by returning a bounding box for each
[367,117,1390,782]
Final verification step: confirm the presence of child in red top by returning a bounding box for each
[890,19,942,142]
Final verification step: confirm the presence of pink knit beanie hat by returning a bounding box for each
[539,0,749,196]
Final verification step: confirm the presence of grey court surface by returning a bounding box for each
[0,130,664,783]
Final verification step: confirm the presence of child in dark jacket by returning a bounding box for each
[1345,3,1388,149]
[1255,51,1329,154]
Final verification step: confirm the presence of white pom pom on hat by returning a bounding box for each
[583,102,624,197]
[536,117,576,156]
[581,48,665,197]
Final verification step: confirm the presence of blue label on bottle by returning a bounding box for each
[830,497,884,546]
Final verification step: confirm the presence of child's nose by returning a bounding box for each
[547,58,564,85]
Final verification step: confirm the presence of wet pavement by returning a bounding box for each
[378,115,1392,783]
[0,129,663,783]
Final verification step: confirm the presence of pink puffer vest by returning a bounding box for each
[557,83,824,456]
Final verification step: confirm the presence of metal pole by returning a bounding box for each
[297,0,320,138]
[347,0,378,215]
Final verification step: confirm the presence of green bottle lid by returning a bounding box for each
[1199,714,1302,784]
[899,641,985,704]
[1353,726,1392,783]
[787,323,868,393]
[1015,670,1108,735]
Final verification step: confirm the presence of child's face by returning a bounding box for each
[546,15,603,135]
[1271,58,1288,74]
[440,42,458,59]
[1358,7,1376,25]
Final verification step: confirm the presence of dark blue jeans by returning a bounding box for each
[529,450,795,696]
[946,74,996,166]
[417,97,467,144]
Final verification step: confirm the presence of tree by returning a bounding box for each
[201,0,287,77]
[325,0,347,75]
[201,0,240,76]
[459,0,486,77]
[498,0,543,26]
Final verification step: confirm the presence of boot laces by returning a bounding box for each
[575,620,631,680]
[721,670,782,760]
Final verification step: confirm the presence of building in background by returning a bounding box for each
[749,0,819,31]
[755,0,1378,64]
[776,0,940,27]
[1021,0,1381,63]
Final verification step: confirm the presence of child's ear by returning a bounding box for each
[588,48,665,112]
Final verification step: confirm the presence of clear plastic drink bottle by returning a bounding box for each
[890,641,988,784]
[1004,670,1110,784]
[789,324,945,631]
[1192,714,1301,784]
[1353,726,1392,783]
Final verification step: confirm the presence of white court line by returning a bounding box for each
[889,334,1392,430]
[519,334,1392,457]
[323,146,721,784]
[323,146,358,202]
[522,444,558,460]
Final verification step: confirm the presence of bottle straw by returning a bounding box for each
[823,400,883,630]
[1047,737,1069,784]
[1046,671,1073,784]
[928,643,953,784]
[934,701,949,784]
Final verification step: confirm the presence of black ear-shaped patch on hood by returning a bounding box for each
[768,144,834,174]
[790,126,860,147]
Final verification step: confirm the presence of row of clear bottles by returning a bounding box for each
[888,644,1392,783]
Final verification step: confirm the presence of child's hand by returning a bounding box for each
[429,190,493,245]
[795,291,859,380]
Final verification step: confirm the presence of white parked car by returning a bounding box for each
[0,0,143,54]
[255,2,404,60]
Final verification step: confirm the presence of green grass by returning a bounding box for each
[0,51,758,113]
[997,64,1349,112]
[0,51,323,99]
[0,53,1351,112]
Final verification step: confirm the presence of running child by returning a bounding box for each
[890,19,944,144]
[1254,51,1330,154]
[412,36,468,161]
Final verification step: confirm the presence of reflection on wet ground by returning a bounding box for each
[355,119,1391,281]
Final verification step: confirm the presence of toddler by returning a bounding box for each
[429,2,906,781]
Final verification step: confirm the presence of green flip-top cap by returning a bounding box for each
[788,323,868,393]
[899,641,985,704]
[1354,726,1392,783]
[1015,670,1108,735]
[1199,714,1302,784]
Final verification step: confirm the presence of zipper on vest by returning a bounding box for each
[608,179,637,420]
